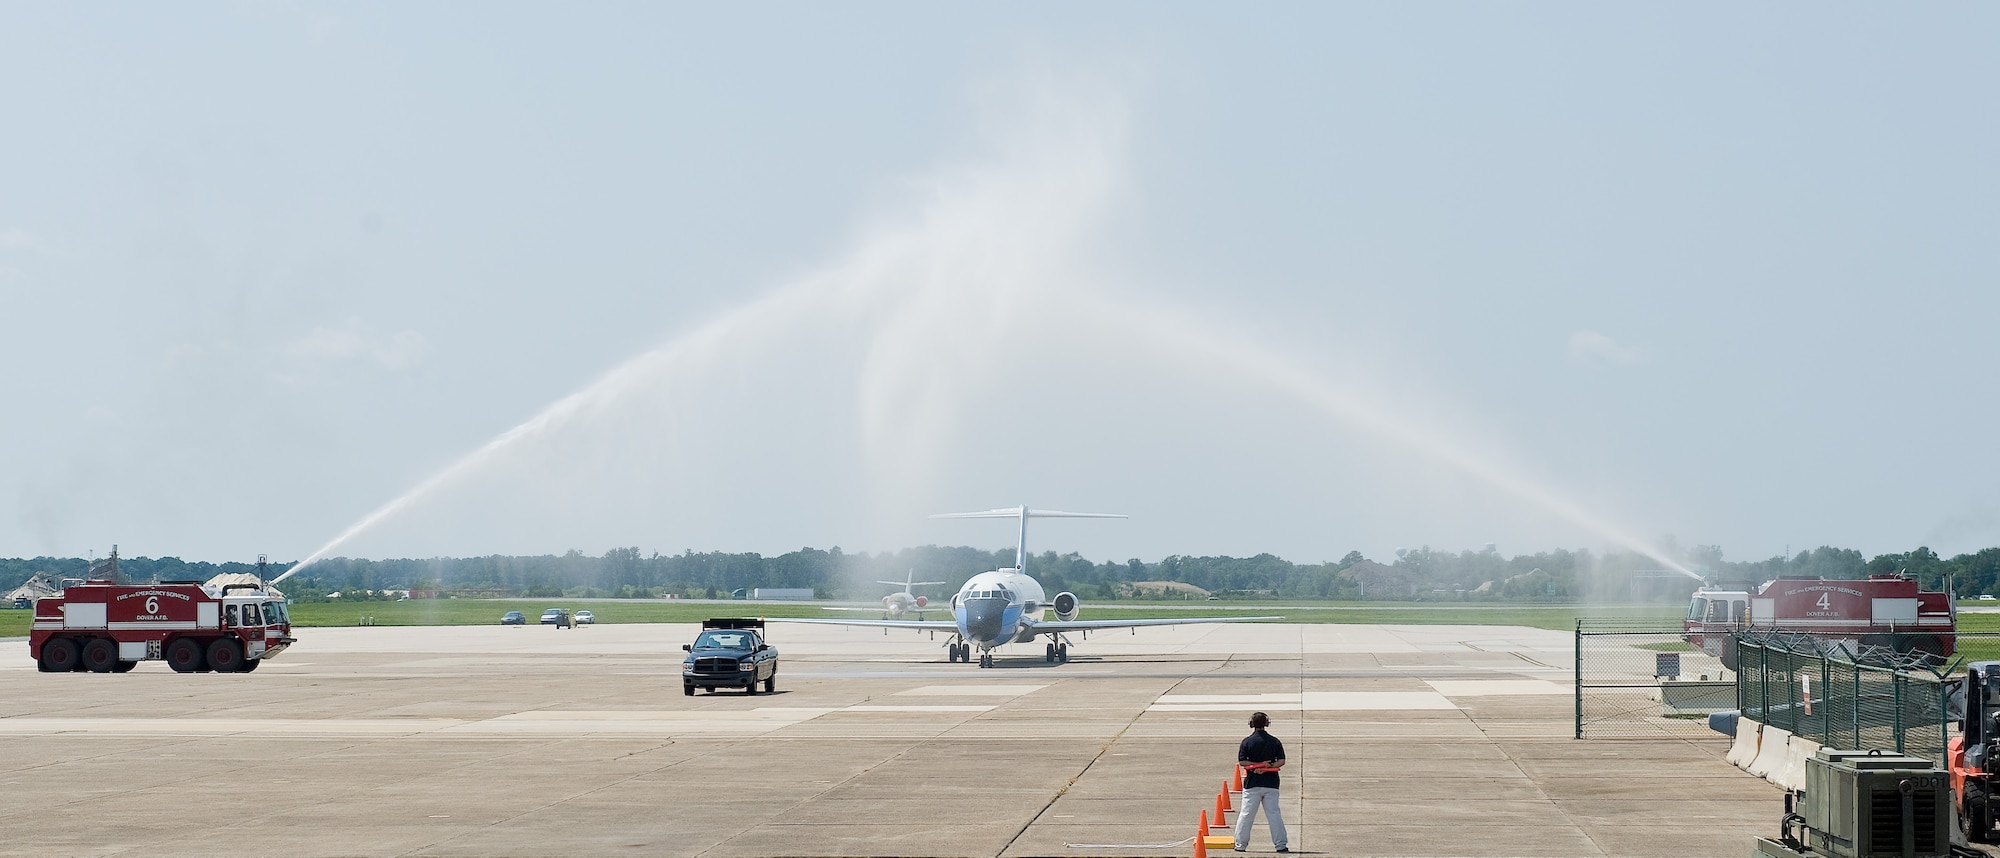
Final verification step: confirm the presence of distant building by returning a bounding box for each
[4,572,63,607]
[751,588,815,600]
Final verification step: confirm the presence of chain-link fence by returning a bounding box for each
[1575,619,1735,739]
[1735,630,1956,767]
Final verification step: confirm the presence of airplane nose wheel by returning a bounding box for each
[978,651,993,668]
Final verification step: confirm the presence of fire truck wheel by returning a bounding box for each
[207,640,245,673]
[111,660,136,673]
[165,638,205,673]
[81,638,118,673]
[238,658,261,673]
[1964,783,1992,842]
[42,638,81,672]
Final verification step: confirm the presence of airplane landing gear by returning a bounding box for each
[978,651,993,668]
[1045,636,1070,664]
[947,641,970,663]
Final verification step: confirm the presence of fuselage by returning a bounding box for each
[952,569,1048,650]
[882,591,927,616]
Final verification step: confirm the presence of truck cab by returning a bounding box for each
[220,587,295,663]
[1684,587,1749,664]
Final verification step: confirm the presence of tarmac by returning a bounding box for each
[0,621,1783,857]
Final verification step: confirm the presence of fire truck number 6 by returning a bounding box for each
[30,579,296,674]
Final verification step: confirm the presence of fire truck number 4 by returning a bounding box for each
[1816,593,1832,610]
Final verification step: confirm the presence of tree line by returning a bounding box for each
[7,542,2000,603]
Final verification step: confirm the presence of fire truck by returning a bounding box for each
[30,579,296,673]
[1684,574,1955,669]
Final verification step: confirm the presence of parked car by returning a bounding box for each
[500,611,526,625]
[574,610,595,625]
[540,608,572,629]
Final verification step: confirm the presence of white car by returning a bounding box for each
[574,610,596,625]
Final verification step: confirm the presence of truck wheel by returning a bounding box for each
[764,674,776,694]
[43,638,81,672]
[1965,783,1992,842]
[207,640,244,673]
[82,638,118,673]
[165,638,205,673]
[111,660,136,673]
[238,658,260,673]
[745,677,758,695]
[684,684,695,697]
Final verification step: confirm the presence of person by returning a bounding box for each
[1234,711,1288,853]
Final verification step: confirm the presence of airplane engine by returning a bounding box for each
[1053,591,1079,622]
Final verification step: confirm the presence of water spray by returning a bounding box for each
[277,73,1699,582]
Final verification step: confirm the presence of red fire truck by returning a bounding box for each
[1684,574,1955,668]
[30,579,296,673]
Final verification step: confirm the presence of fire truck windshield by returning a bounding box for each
[262,601,289,625]
[1687,597,1707,621]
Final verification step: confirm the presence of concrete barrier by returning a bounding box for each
[1726,719,1762,770]
[1747,726,1791,779]
[1773,735,1820,791]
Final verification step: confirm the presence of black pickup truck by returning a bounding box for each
[682,618,779,696]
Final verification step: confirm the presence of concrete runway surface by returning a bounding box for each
[0,621,1780,857]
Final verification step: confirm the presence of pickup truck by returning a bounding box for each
[682,618,778,696]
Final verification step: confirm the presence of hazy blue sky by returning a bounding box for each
[2,4,1994,570]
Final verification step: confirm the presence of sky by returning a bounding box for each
[2,4,1995,571]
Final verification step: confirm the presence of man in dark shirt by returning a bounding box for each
[1234,711,1288,852]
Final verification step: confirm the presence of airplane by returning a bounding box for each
[774,506,1281,667]
[823,570,949,619]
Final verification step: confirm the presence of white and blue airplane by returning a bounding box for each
[779,506,1281,667]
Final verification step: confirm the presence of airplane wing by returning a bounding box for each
[1025,615,1283,632]
[819,607,939,618]
[770,617,961,631]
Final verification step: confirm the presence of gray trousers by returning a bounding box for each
[1233,785,1287,850]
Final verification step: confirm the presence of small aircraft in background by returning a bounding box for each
[780,505,1281,667]
[824,570,949,619]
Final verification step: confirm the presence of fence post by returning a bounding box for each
[1849,661,1860,751]
[1573,619,1583,740]
[1893,671,1905,754]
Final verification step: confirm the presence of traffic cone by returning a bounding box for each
[1213,785,1231,826]
[1194,811,1209,858]
[1232,765,1243,792]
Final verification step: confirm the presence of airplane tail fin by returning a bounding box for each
[878,569,946,591]
[931,506,1127,573]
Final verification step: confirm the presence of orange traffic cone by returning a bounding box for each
[1213,785,1231,825]
[1194,811,1209,858]
[1232,765,1243,792]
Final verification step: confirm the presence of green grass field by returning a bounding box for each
[0,598,1681,637]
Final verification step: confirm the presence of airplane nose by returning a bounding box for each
[965,598,1005,641]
